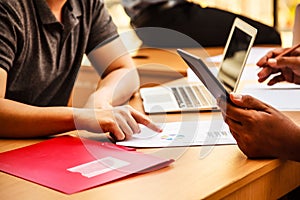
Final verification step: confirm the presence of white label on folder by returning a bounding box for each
[67,157,130,178]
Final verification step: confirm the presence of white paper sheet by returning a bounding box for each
[117,120,236,148]
[241,83,300,110]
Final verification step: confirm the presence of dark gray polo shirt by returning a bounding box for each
[0,0,118,106]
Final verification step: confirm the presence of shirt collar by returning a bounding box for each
[34,0,82,25]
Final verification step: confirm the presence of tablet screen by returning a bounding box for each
[218,27,252,92]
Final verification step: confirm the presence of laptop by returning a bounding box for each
[140,18,257,113]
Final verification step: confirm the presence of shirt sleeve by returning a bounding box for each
[86,0,119,54]
[0,3,19,72]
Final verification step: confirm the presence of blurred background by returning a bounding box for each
[104,0,300,47]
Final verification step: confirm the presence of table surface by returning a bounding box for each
[1,47,300,200]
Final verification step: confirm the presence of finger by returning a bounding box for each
[108,123,126,141]
[229,93,269,111]
[256,50,276,66]
[219,102,245,127]
[268,57,300,70]
[281,67,294,83]
[217,96,250,122]
[126,114,141,133]
[222,115,244,143]
[224,116,243,134]
[256,55,268,67]
[131,109,162,132]
[114,106,140,134]
[116,117,134,138]
[257,67,279,82]
[267,74,286,85]
[267,67,294,85]
[256,48,287,66]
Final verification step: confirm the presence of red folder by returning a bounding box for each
[0,136,174,194]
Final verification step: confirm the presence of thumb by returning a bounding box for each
[230,93,268,111]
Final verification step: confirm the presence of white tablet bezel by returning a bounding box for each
[218,18,257,92]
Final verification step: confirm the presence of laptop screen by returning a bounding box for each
[217,21,255,92]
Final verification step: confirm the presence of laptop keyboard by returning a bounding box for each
[171,85,216,108]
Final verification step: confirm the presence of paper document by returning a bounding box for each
[117,120,236,148]
[242,83,300,110]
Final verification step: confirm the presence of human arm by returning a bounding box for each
[84,37,140,109]
[81,39,162,138]
[0,67,75,138]
[0,68,160,140]
[217,93,300,162]
[256,47,300,85]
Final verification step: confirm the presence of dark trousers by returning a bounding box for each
[130,2,281,47]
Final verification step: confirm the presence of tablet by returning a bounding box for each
[177,49,232,103]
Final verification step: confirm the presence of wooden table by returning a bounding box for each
[1,47,300,199]
[1,114,300,199]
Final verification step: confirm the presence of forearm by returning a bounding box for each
[86,36,140,108]
[85,67,140,108]
[0,99,76,138]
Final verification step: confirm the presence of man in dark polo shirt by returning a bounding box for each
[0,0,161,140]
